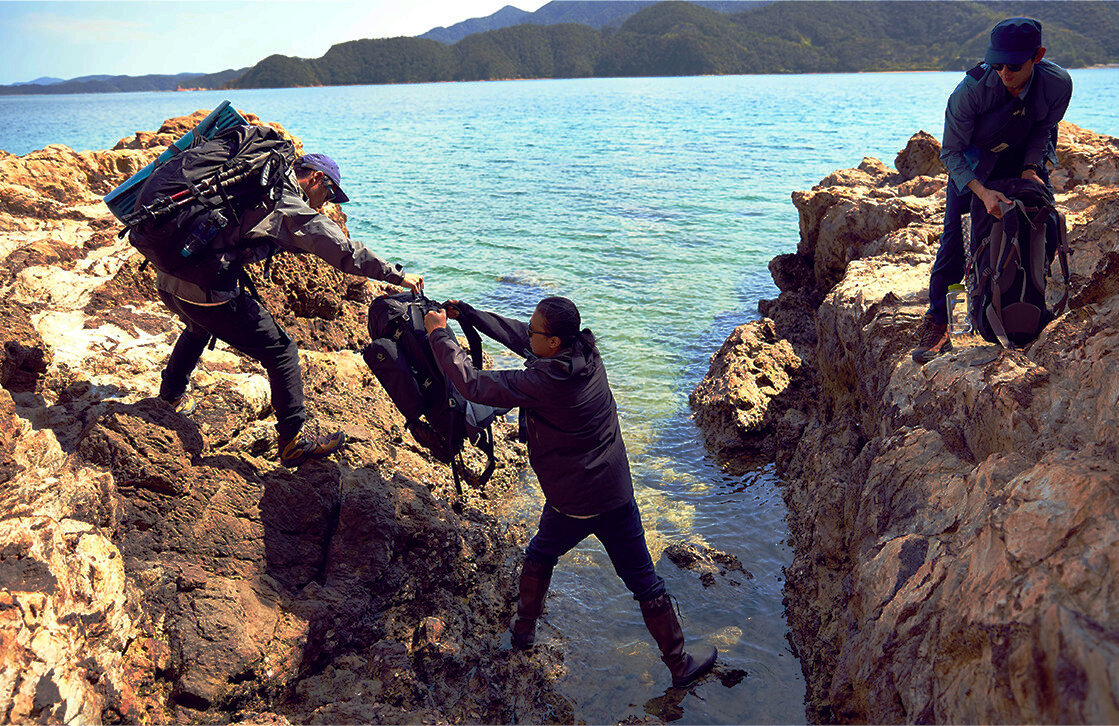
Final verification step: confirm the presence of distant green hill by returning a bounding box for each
[228,0,1119,89]
[0,69,247,96]
[594,0,1119,75]
[235,38,457,88]
[453,23,604,80]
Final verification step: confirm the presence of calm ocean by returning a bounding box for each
[3,70,1117,724]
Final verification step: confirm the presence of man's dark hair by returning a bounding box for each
[537,296,597,356]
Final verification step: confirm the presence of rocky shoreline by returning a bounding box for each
[692,121,1119,722]
[0,112,573,724]
[4,108,1117,725]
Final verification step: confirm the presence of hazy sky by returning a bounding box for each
[0,0,551,85]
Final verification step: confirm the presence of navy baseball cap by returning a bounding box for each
[985,17,1042,65]
[296,153,350,203]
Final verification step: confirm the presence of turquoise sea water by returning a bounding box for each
[3,70,1117,724]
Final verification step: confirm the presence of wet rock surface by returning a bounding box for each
[693,123,1119,723]
[662,543,754,589]
[1,112,571,724]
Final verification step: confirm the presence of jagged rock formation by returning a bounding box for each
[688,319,806,468]
[692,121,1119,723]
[0,111,572,724]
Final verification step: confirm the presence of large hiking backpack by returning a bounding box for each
[121,123,295,290]
[362,293,506,494]
[967,177,1071,348]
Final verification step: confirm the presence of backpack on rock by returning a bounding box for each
[967,177,1071,348]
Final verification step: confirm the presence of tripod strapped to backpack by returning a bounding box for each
[118,150,288,234]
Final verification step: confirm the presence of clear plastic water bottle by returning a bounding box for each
[945,283,971,339]
[180,210,228,259]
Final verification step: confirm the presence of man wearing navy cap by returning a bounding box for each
[157,150,424,467]
[913,17,1072,363]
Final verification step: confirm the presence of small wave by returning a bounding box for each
[607,205,682,223]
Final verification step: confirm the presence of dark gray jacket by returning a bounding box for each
[427,304,633,517]
[941,59,1072,190]
[156,168,405,304]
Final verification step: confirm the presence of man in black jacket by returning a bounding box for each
[157,153,423,467]
[424,297,717,689]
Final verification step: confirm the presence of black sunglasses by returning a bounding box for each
[319,174,338,199]
[990,61,1026,72]
[528,327,552,337]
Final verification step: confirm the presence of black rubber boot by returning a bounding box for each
[511,558,553,649]
[640,593,717,688]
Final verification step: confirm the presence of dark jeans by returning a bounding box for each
[525,498,666,602]
[927,177,973,323]
[927,158,1051,323]
[158,290,305,440]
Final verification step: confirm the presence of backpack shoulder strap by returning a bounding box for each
[473,426,497,487]
[450,412,466,504]
[1026,205,1050,300]
[455,317,499,490]
[458,318,486,370]
[987,200,1019,348]
[1052,209,1072,316]
[451,424,498,498]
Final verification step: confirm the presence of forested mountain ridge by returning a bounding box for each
[229,1,1119,89]
[419,0,763,44]
[3,1,1116,95]
[0,68,248,96]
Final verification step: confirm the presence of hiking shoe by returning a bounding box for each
[279,428,346,468]
[912,313,952,364]
[164,392,197,415]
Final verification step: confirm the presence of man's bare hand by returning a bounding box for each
[401,273,424,294]
[979,188,1012,218]
[424,309,447,334]
[967,180,1011,219]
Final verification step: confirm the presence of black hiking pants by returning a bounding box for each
[158,290,305,441]
[525,498,666,602]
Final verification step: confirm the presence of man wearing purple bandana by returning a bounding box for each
[157,150,424,467]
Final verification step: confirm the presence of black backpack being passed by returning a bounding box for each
[363,293,506,494]
[967,177,1071,348]
[122,124,295,290]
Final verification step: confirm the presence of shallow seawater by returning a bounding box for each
[494,432,799,724]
